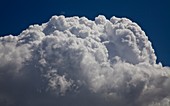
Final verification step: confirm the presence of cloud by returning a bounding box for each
[0,15,170,106]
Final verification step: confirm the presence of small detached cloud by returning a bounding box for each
[0,15,170,106]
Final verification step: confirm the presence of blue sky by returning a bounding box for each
[0,0,170,66]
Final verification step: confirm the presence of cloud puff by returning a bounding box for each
[0,15,170,106]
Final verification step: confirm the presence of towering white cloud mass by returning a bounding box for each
[0,15,170,106]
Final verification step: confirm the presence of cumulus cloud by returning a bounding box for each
[0,15,170,106]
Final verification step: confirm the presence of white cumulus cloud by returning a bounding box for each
[0,15,170,106]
